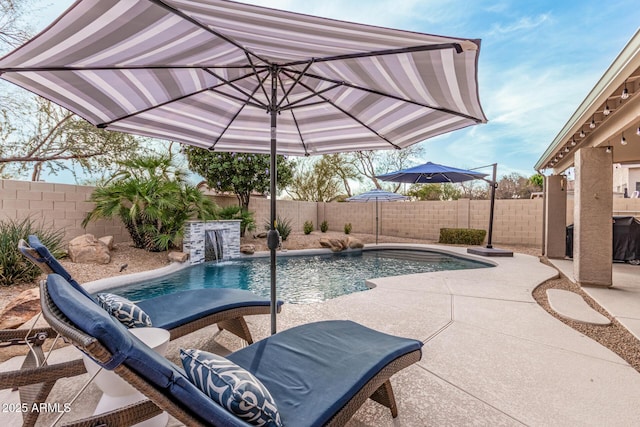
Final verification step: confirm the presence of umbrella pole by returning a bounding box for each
[266,67,279,335]
[486,163,497,249]
[376,197,379,244]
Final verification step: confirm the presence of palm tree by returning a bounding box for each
[83,155,217,251]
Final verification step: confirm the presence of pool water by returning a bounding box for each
[109,249,491,304]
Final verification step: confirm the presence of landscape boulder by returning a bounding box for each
[320,237,364,252]
[346,236,364,249]
[0,288,41,329]
[98,235,115,250]
[168,251,189,263]
[240,244,256,255]
[68,234,111,264]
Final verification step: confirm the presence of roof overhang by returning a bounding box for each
[535,29,640,173]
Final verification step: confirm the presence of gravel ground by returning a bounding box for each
[2,233,639,374]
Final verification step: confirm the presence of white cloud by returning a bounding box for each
[487,14,551,37]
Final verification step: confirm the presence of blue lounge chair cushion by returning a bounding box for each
[27,235,94,300]
[97,293,153,328]
[47,274,422,426]
[136,289,283,331]
[180,349,283,427]
[227,320,423,427]
[46,274,252,426]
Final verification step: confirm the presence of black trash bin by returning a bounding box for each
[566,216,640,262]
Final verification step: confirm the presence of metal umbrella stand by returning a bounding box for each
[346,189,409,243]
[0,0,488,332]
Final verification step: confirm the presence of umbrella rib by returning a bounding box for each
[278,83,342,111]
[96,86,211,127]
[246,53,270,105]
[281,42,466,67]
[286,68,483,123]
[210,72,271,150]
[281,70,400,150]
[0,65,264,73]
[149,0,270,66]
[202,68,268,110]
[276,72,309,156]
[276,60,315,110]
[95,72,262,127]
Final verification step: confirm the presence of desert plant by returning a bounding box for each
[83,155,217,252]
[0,217,65,287]
[344,222,352,234]
[303,220,313,235]
[438,228,487,245]
[264,215,292,241]
[217,205,255,237]
[320,220,328,233]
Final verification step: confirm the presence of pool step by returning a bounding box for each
[368,250,456,263]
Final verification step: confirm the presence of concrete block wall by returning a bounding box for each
[565,198,640,225]
[0,179,128,243]
[2,179,591,248]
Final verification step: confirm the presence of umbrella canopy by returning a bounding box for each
[0,0,487,333]
[346,189,408,244]
[346,189,409,202]
[376,161,488,183]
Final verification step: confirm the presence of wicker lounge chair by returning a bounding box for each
[4,236,280,426]
[40,273,423,426]
[19,235,283,343]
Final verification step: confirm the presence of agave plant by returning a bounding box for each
[83,155,217,251]
[0,217,64,287]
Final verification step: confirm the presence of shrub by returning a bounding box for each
[344,223,352,234]
[320,220,328,233]
[303,221,313,235]
[0,217,65,287]
[217,205,255,237]
[438,228,487,245]
[83,155,217,252]
[264,215,292,241]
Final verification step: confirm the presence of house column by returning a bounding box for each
[544,175,567,258]
[574,147,612,287]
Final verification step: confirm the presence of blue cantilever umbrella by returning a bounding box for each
[346,189,409,244]
[376,161,487,183]
[377,161,507,253]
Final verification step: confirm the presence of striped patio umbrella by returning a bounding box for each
[0,0,487,333]
[346,189,409,244]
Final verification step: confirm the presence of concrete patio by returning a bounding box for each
[2,244,640,426]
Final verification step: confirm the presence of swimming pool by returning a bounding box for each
[108,249,492,304]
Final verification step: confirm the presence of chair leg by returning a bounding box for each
[18,334,55,427]
[370,379,398,418]
[217,317,254,344]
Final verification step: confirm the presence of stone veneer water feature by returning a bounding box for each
[183,220,241,265]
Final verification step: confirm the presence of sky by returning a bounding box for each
[12,0,640,183]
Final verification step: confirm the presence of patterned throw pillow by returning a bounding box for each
[180,348,283,427]
[96,293,153,328]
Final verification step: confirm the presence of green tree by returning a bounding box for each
[459,180,490,200]
[529,173,544,189]
[183,147,295,210]
[407,183,462,201]
[83,155,216,251]
[320,153,361,197]
[287,156,345,202]
[348,145,424,191]
[496,172,541,199]
[0,98,142,181]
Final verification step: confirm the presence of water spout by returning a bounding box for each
[205,229,224,262]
